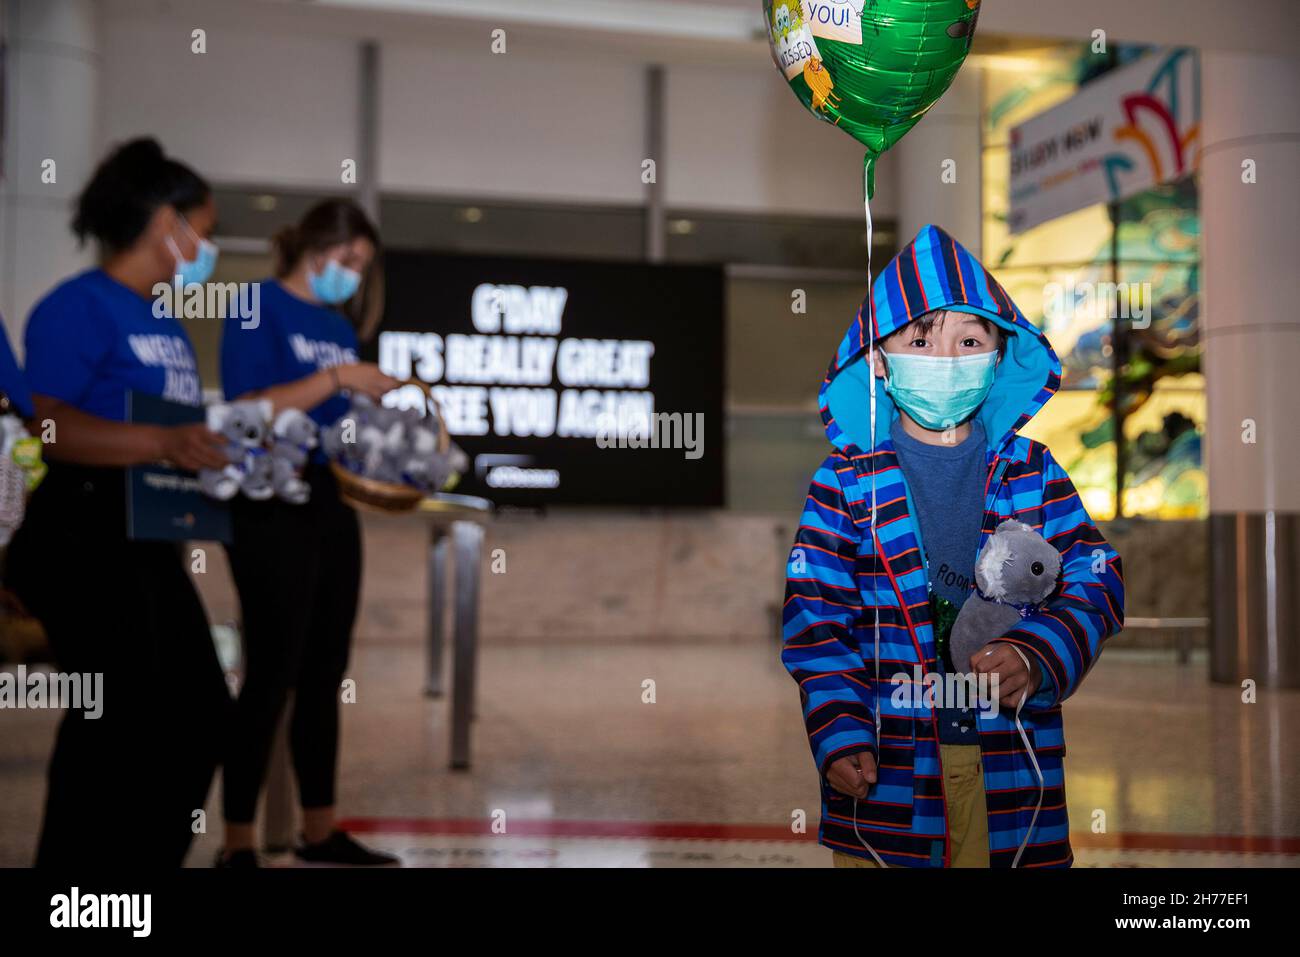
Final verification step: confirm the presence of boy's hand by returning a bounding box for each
[970,642,1042,709]
[827,752,877,799]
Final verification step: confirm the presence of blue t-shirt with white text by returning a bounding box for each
[220,279,358,430]
[24,269,202,421]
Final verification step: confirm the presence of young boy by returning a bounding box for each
[782,224,1123,868]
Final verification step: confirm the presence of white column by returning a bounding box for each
[357,39,380,226]
[1201,50,1300,687]
[0,0,99,354]
[891,64,983,256]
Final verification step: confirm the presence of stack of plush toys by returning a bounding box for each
[198,394,466,505]
[322,394,467,494]
[199,399,318,504]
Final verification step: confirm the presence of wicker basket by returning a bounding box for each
[330,380,451,514]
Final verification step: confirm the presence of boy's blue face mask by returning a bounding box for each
[882,350,999,431]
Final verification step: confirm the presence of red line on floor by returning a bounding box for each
[1072,830,1300,855]
[338,818,802,842]
[337,817,1300,854]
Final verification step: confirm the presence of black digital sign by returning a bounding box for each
[370,251,725,507]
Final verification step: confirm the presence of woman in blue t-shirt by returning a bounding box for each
[216,200,400,867]
[4,138,232,869]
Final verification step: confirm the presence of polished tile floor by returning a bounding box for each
[1,638,1297,867]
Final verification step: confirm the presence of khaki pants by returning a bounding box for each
[833,743,990,868]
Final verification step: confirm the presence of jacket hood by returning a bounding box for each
[819,224,1061,457]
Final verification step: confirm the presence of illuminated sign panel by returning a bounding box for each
[372,251,725,507]
[1008,48,1200,233]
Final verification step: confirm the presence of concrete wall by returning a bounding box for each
[98,0,892,217]
[0,0,99,348]
[100,16,361,193]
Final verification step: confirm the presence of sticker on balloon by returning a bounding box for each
[804,1,862,45]
[766,2,821,80]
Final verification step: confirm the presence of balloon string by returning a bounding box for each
[1009,645,1045,868]
[863,155,873,309]
[852,150,887,869]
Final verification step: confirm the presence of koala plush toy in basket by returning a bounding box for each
[323,394,468,512]
[948,519,1062,676]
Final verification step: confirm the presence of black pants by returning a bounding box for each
[4,465,231,868]
[221,464,361,825]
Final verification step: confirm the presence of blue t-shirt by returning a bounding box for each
[24,270,202,421]
[0,319,34,420]
[891,417,988,745]
[220,279,358,430]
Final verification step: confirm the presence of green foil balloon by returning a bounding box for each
[764,0,982,195]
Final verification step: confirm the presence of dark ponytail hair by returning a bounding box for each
[271,198,384,341]
[73,137,210,252]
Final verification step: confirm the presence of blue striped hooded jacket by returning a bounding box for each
[782,224,1124,868]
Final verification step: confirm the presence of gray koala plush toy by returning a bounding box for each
[948,519,1062,675]
[269,407,318,505]
[241,444,275,500]
[199,399,274,501]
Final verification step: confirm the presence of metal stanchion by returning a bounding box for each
[418,494,492,770]
[425,533,449,697]
[450,520,485,768]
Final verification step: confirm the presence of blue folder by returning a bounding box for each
[126,391,232,543]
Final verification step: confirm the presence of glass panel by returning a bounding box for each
[1019,389,1117,521]
[1116,178,1203,517]
[726,277,876,411]
[724,275,890,513]
[211,188,341,240]
[981,44,1094,147]
[213,188,892,269]
[981,43,1092,261]
[727,411,834,514]
[1121,376,1205,519]
[666,209,888,271]
[982,46,1202,522]
[381,195,646,260]
[979,260,1115,390]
